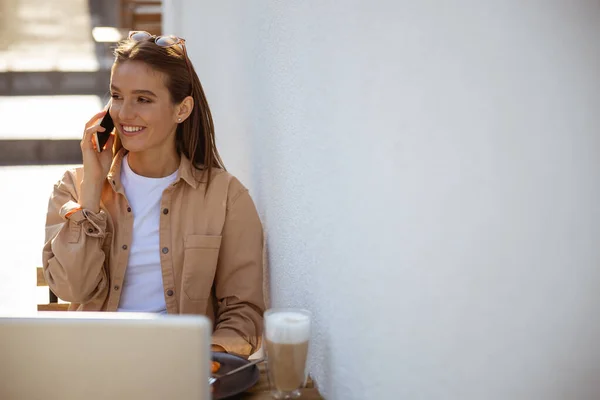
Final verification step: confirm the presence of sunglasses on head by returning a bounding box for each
[128,31,194,94]
[129,30,186,48]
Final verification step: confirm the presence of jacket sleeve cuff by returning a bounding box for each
[59,200,107,239]
[212,328,254,358]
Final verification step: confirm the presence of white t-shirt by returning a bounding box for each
[117,154,178,313]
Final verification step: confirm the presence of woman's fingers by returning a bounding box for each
[81,125,106,151]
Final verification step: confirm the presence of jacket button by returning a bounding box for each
[162,247,169,254]
[122,244,128,250]
[166,289,174,296]
[127,207,131,212]
[114,285,120,291]
[163,208,169,215]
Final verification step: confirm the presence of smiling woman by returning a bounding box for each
[109,62,185,175]
[41,32,265,358]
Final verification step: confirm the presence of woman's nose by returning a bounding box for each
[118,103,135,121]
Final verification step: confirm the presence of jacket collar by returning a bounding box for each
[106,148,204,191]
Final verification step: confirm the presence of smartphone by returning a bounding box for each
[95,109,114,152]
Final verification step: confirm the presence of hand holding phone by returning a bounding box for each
[80,108,117,213]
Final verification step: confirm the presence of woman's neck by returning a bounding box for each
[126,148,180,178]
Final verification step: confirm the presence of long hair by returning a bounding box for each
[112,37,225,187]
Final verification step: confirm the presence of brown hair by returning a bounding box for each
[112,37,225,186]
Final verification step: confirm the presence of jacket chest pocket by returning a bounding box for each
[182,235,222,301]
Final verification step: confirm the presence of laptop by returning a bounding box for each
[0,312,211,400]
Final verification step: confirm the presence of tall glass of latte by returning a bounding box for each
[264,308,311,399]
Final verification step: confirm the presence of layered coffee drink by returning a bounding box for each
[264,309,311,398]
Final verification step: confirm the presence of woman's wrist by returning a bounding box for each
[80,180,103,213]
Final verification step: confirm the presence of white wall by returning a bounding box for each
[164,1,600,398]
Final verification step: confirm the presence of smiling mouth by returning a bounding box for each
[120,125,146,136]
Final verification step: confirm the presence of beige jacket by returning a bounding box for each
[42,149,265,357]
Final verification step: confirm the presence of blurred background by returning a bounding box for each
[0,0,162,313]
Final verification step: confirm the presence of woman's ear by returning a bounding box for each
[175,96,194,123]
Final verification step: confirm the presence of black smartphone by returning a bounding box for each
[95,109,114,152]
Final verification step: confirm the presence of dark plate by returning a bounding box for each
[212,352,261,399]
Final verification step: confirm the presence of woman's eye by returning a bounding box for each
[111,94,122,100]
[138,97,152,103]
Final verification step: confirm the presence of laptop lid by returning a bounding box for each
[0,312,211,400]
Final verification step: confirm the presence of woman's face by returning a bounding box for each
[109,61,179,154]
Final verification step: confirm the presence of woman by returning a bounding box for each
[42,31,265,358]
